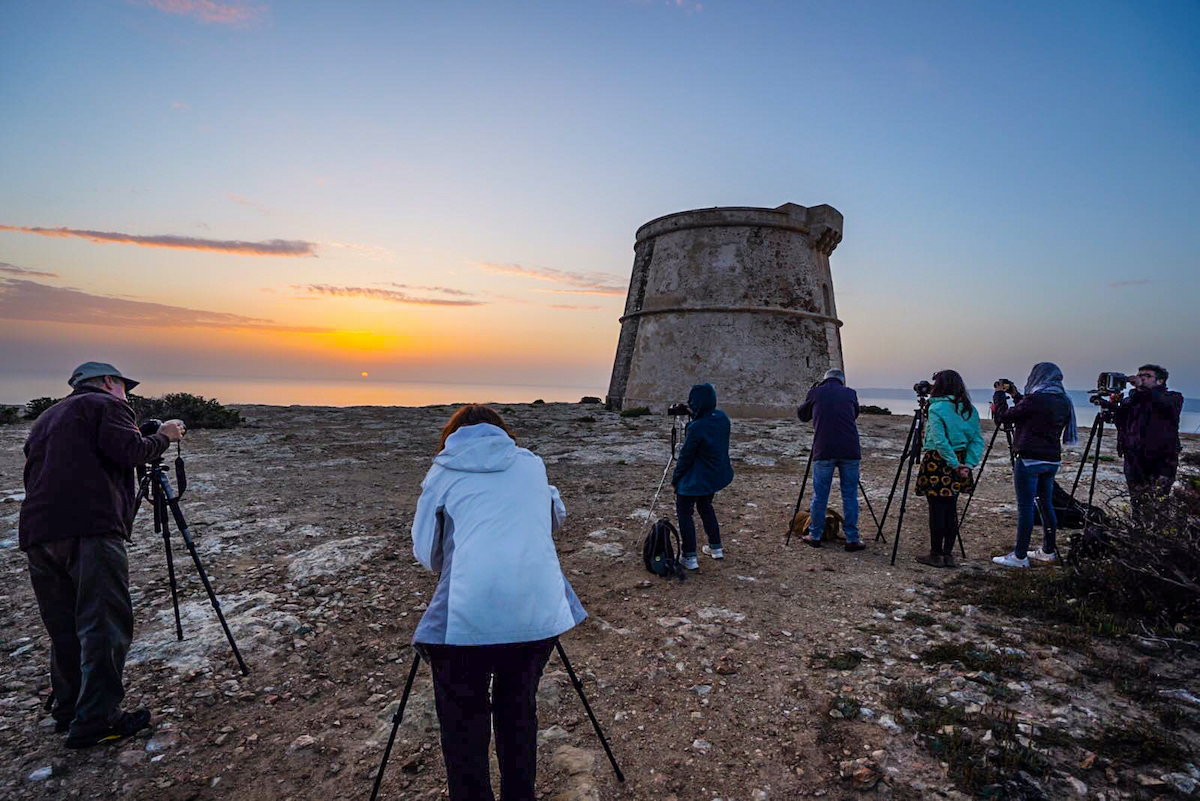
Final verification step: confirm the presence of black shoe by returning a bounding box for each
[915,552,944,568]
[844,541,866,552]
[54,719,71,734]
[941,551,957,568]
[65,709,151,749]
[801,535,822,548]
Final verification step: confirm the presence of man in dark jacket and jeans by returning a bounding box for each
[20,362,184,748]
[797,369,865,551]
[1112,363,1184,525]
[672,383,734,570]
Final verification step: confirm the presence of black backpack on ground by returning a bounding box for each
[643,517,687,581]
[1033,480,1108,530]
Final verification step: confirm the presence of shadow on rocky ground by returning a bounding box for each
[1,403,1197,799]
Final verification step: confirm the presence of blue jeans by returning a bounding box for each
[1014,459,1058,559]
[809,458,860,543]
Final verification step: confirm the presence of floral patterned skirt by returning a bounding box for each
[914,449,974,498]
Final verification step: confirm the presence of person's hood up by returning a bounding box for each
[433,423,517,473]
[688,383,717,417]
[1024,362,1065,396]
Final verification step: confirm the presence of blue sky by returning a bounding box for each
[2,0,1197,398]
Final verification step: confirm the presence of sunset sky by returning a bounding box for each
[2,0,1198,402]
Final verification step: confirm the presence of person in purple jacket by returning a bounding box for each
[797,369,865,551]
[20,362,184,749]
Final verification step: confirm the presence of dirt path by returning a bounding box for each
[2,403,1197,800]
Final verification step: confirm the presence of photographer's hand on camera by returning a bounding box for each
[160,419,186,442]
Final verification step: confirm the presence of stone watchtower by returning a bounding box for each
[606,203,844,418]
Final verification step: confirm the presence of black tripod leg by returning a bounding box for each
[889,442,922,567]
[157,491,184,641]
[957,423,1000,532]
[157,472,250,675]
[555,640,624,783]
[1070,417,1101,498]
[369,653,421,801]
[877,413,920,541]
[859,482,882,539]
[1085,423,1104,524]
[786,446,815,545]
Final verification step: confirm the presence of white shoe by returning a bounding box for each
[681,555,699,570]
[702,545,724,560]
[1029,547,1057,563]
[992,552,1030,569]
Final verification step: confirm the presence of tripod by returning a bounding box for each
[956,422,1014,531]
[369,640,624,801]
[1069,408,1111,524]
[784,444,880,545]
[645,415,685,523]
[134,447,249,676]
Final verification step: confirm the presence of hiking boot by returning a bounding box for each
[681,555,699,570]
[54,719,71,734]
[702,545,724,560]
[1029,547,1057,563]
[915,552,944,568]
[800,535,822,548]
[991,552,1030,569]
[844,541,866,552]
[941,551,957,568]
[65,709,151,749]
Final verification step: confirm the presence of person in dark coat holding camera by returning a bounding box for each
[1113,364,1184,524]
[796,369,865,551]
[672,383,734,570]
[20,362,184,749]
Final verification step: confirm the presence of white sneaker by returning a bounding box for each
[702,545,724,560]
[681,555,699,570]
[991,552,1030,569]
[1029,547,1058,563]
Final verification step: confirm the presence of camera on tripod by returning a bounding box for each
[667,403,691,416]
[913,380,933,397]
[1096,372,1131,394]
[139,418,163,439]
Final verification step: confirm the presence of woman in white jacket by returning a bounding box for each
[410,404,586,801]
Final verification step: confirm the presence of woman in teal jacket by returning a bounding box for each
[914,370,984,567]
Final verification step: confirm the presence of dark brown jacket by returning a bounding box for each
[19,387,170,550]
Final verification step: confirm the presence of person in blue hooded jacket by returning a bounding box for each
[410,404,587,801]
[671,383,735,569]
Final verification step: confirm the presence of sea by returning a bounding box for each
[3,374,1198,433]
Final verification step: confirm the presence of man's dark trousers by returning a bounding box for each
[26,536,133,738]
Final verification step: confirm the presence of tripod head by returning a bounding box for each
[137,418,188,499]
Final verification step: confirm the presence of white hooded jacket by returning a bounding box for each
[410,422,587,645]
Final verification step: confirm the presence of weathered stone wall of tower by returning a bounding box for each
[606,203,844,418]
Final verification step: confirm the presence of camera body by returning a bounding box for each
[913,380,933,397]
[139,418,163,437]
[1096,372,1130,393]
[667,403,691,417]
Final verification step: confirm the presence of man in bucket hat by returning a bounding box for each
[20,362,185,748]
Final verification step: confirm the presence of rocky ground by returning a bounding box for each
[1,402,1198,800]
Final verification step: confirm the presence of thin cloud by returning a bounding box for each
[0,225,316,257]
[381,281,473,297]
[141,0,262,25]
[548,303,602,311]
[0,278,331,332]
[320,240,397,262]
[1110,279,1154,288]
[296,284,485,307]
[474,261,625,296]
[0,261,57,279]
[228,194,271,215]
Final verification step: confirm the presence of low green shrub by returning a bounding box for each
[619,406,651,418]
[129,393,243,429]
[23,397,60,420]
[0,406,20,425]
[859,404,892,415]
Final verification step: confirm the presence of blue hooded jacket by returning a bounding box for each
[671,384,735,496]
